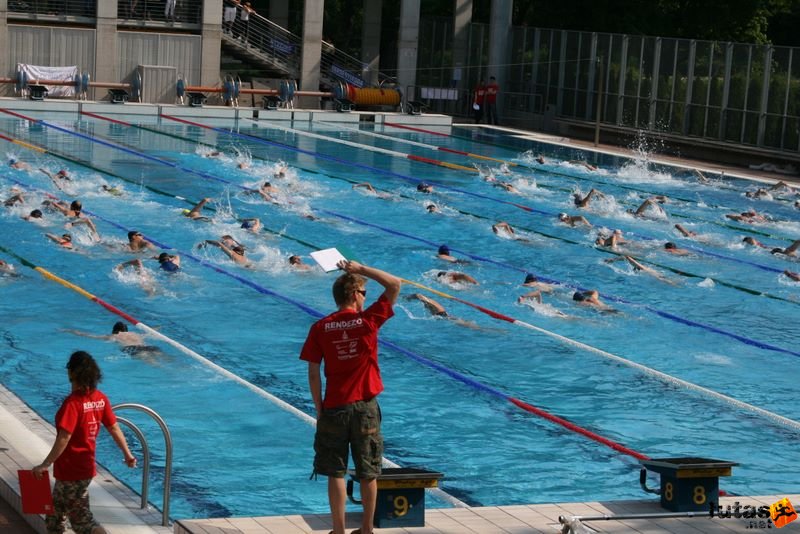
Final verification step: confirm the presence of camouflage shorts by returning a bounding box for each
[314,398,383,479]
[46,478,98,534]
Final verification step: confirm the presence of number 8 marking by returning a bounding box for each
[664,482,673,501]
[693,485,706,505]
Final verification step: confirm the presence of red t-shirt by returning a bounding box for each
[474,86,486,105]
[485,82,499,104]
[53,389,116,481]
[300,295,394,409]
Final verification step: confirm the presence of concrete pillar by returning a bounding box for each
[94,0,119,99]
[0,0,8,84]
[299,0,323,108]
[397,0,420,102]
[487,0,512,113]
[362,0,382,86]
[270,0,290,29]
[200,0,223,87]
[452,0,472,93]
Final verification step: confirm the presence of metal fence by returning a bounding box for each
[8,0,94,17]
[118,0,201,24]
[419,18,800,154]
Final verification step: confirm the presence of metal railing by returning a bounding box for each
[221,0,301,78]
[8,0,95,18]
[220,1,393,89]
[113,403,173,528]
[117,0,201,25]
[321,41,368,88]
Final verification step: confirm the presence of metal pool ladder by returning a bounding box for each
[113,403,173,527]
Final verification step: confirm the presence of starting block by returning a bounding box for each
[187,92,207,107]
[640,457,738,512]
[28,85,48,101]
[407,100,427,115]
[262,95,281,110]
[347,467,443,528]
[334,98,353,112]
[108,89,129,104]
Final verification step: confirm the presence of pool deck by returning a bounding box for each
[3,348,798,534]
[1,102,798,533]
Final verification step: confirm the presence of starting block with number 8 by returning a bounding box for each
[347,467,443,528]
[640,457,738,512]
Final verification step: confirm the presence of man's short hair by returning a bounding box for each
[332,273,366,306]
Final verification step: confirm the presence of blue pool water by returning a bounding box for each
[1,110,799,520]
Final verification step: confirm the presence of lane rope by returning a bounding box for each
[1,173,653,468]
[4,113,797,357]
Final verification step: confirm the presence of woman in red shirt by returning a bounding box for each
[33,351,136,534]
[473,80,486,123]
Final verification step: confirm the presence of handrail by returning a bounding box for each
[320,41,368,88]
[222,0,302,78]
[112,403,173,527]
[114,416,151,509]
[220,0,394,89]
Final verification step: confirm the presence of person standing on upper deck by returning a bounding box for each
[472,80,486,123]
[485,76,500,125]
[300,260,401,534]
[240,2,254,43]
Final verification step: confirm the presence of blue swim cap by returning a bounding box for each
[438,245,450,255]
[524,273,537,284]
[241,220,254,229]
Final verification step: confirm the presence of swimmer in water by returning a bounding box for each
[127,230,156,252]
[156,252,181,272]
[629,197,667,219]
[46,233,73,249]
[115,258,157,295]
[742,236,770,249]
[558,212,591,227]
[240,218,262,233]
[184,198,212,221]
[572,289,616,312]
[725,209,768,223]
[200,236,250,266]
[521,273,556,293]
[573,188,604,208]
[289,255,312,270]
[605,255,674,284]
[436,271,478,285]
[8,157,31,171]
[436,244,466,264]
[674,223,697,238]
[492,221,530,242]
[0,259,19,276]
[407,293,481,328]
[595,229,626,248]
[770,239,800,257]
[64,322,163,357]
[663,241,690,255]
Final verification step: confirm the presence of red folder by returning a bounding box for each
[17,469,54,514]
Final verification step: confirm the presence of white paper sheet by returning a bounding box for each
[310,247,347,272]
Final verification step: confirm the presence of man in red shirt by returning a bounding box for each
[300,259,401,534]
[485,76,500,125]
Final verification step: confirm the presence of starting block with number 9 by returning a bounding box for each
[640,457,738,512]
[347,467,443,528]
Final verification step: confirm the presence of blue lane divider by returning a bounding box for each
[4,174,661,461]
[317,209,800,359]
[8,119,798,359]
[164,115,790,276]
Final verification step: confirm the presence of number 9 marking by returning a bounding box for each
[393,495,409,517]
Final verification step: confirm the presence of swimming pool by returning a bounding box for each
[1,108,799,520]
